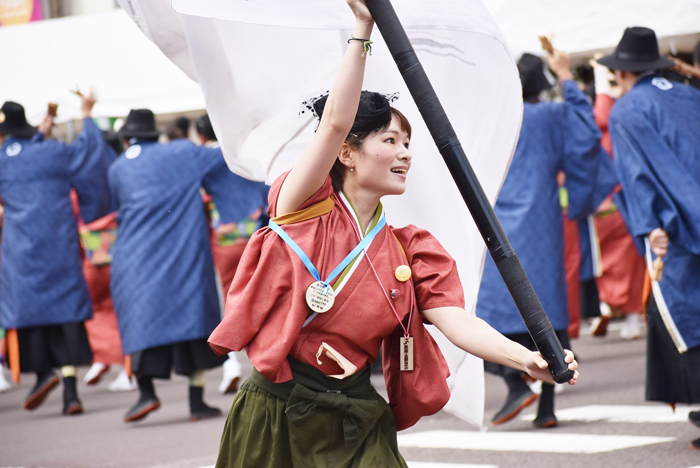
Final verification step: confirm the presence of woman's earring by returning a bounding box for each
[350,166,354,172]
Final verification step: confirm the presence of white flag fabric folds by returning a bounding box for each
[118,0,523,429]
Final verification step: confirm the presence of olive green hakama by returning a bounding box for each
[216,358,407,468]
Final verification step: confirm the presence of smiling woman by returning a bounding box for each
[207,1,577,467]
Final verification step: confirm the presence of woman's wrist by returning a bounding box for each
[514,345,534,374]
[353,21,374,40]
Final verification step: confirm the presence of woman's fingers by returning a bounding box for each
[564,349,579,370]
[568,370,580,385]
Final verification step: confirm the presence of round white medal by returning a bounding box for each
[306,281,335,313]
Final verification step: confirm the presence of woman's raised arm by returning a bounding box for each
[275,0,374,216]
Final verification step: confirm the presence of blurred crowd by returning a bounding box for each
[0,102,268,422]
[476,29,700,449]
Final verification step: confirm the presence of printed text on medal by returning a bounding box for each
[306,281,335,313]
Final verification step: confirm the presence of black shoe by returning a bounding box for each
[23,373,59,410]
[63,399,84,415]
[190,404,222,421]
[189,386,222,421]
[491,388,537,425]
[691,437,700,451]
[533,414,558,428]
[689,410,700,429]
[124,397,160,423]
[62,376,83,415]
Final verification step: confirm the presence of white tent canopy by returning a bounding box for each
[482,0,700,61]
[0,9,205,124]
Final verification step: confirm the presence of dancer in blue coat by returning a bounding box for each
[476,50,603,428]
[599,27,700,450]
[577,149,618,327]
[0,95,110,415]
[109,109,232,423]
[195,113,270,396]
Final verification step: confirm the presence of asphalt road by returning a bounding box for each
[1,321,699,468]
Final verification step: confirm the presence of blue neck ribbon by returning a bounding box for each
[269,215,386,293]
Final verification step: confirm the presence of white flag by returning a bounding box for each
[119,0,523,429]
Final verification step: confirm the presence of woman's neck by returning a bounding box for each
[342,188,380,233]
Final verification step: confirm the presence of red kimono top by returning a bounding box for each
[209,172,465,429]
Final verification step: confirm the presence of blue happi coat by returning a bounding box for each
[609,74,700,352]
[108,140,230,354]
[201,142,269,224]
[476,81,602,335]
[0,119,110,329]
[578,148,618,281]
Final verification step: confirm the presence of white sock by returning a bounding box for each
[0,368,11,392]
[61,366,77,378]
[190,370,207,388]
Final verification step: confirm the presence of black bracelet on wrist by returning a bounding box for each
[348,35,373,57]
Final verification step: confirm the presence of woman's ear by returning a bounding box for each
[338,143,354,169]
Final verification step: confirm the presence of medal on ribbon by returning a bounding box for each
[305,280,335,313]
[269,214,386,314]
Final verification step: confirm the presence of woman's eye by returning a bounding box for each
[404,142,410,149]
[385,138,395,144]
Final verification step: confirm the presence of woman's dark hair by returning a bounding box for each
[329,107,412,193]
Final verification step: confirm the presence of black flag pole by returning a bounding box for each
[366,0,575,383]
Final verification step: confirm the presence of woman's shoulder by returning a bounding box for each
[390,224,445,254]
[268,170,334,218]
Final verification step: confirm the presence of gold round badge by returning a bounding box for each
[306,281,335,313]
[395,265,412,282]
[0,112,5,124]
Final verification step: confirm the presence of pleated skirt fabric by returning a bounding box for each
[130,338,227,379]
[17,321,93,373]
[216,358,407,468]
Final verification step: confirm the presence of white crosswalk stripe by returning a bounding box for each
[520,404,694,423]
[397,430,674,454]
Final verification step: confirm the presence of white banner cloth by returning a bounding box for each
[119,0,524,429]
